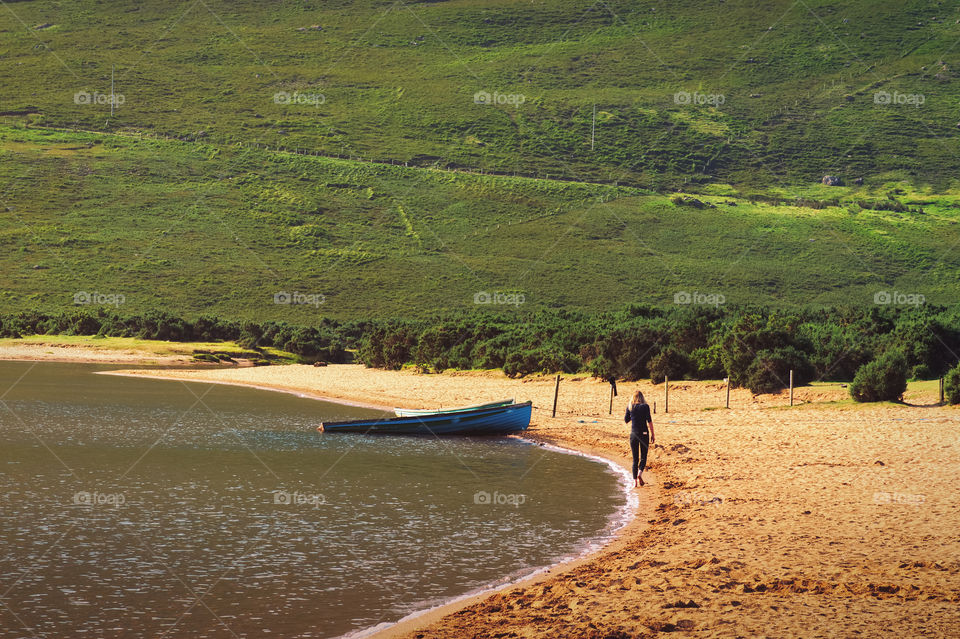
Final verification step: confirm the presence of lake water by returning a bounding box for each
[0,361,629,638]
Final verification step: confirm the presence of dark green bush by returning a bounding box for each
[743,347,814,395]
[357,322,417,370]
[850,352,908,402]
[944,364,960,405]
[2,306,958,385]
[690,344,724,379]
[910,363,933,381]
[503,350,542,378]
[582,326,662,381]
[648,346,691,384]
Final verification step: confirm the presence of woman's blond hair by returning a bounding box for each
[629,389,646,408]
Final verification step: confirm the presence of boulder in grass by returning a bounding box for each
[822,175,844,186]
[670,195,715,209]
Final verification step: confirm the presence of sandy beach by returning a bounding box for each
[95,362,960,638]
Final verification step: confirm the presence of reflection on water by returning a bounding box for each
[0,362,626,638]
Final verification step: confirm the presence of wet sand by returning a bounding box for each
[100,363,960,638]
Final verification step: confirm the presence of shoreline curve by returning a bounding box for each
[98,366,650,639]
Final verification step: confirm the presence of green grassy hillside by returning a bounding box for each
[2,125,957,319]
[1,0,958,189]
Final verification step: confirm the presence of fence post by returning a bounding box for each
[665,376,669,414]
[609,385,614,415]
[552,374,560,418]
[940,377,945,405]
[725,377,730,409]
[789,370,794,406]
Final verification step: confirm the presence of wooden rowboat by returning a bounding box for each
[393,398,514,417]
[318,401,532,436]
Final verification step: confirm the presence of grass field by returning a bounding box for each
[1,124,958,319]
[1,0,959,320]
[1,0,958,189]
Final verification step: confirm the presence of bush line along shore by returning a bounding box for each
[2,305,960,402]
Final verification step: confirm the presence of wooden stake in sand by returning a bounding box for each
[789,370,794,406]
[665,376,669,414]
[725,377,730,409]
[552,374,560,418]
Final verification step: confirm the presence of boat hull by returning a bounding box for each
[320,401,532,435]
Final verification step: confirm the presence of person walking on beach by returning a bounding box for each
[624,390,655,487]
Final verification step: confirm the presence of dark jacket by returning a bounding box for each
[624,403,651,436]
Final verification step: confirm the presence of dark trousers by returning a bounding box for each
[630,432,649,478]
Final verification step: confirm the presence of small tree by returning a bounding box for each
[648,346,690,384]
[944,363,960,405]
[741,347,813,395]
[850,352,907,402]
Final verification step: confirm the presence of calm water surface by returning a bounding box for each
[0,362,627,638]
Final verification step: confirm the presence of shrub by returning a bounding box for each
[357,323,416,369]
[909,363,933,381]
[742,347,814,395]
[0,318,21,338]
[648,346,691,384]
[944,364,960,405]
[721,314,796,388]
[690,344,724,379]
[237,321,264,350]
[850,352,908,402]
[536,347,580,375]
[503,350,541,378]
[582,326,662,381]
[474,335,510,369]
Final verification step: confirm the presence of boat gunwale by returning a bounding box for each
[394,398,515,417]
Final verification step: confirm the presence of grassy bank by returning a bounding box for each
[0,335,298,363]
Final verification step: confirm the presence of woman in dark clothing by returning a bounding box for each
[624,390,655,487]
